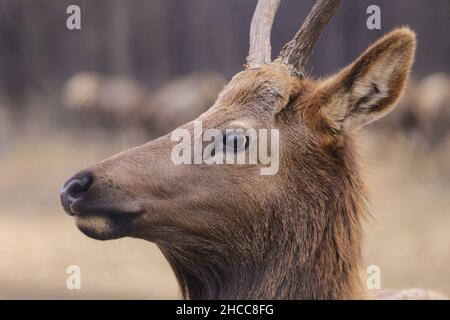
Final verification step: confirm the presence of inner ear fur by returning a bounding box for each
[313,27,416,136]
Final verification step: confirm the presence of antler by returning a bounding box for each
[246,0,281,68]
[246,0,341,73]
[278,0,341,75]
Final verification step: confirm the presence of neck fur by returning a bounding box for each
[158,141,366,299]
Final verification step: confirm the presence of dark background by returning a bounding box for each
[0,0,449,113]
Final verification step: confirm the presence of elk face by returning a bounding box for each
[61,28,415,244]
[60,63,297,242]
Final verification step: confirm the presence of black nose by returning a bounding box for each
[60,171,93,216]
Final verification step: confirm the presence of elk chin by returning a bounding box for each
[74,213,136,241]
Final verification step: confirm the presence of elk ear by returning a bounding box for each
[317,28,416,132]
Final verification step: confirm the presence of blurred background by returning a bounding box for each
[0,0,449,299]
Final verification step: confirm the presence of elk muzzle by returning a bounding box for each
[60,169,140,240]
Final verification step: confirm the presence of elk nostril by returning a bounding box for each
[60,171,94,208]
[60,171,94,216]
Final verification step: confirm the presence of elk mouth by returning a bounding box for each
[68,201,142,241]
[74,211,138,240]
[60,170,147,240]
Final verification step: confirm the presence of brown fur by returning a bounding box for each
[62,29,421,299]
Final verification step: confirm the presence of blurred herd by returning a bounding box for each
[373,73,450,148]
[61,71,226,137]
[59,71,450,148]
[1,71,450,149]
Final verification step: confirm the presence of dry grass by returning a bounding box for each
[0,129,449,299]
[362,132,450,296]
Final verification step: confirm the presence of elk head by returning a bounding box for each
[60,0,416,299]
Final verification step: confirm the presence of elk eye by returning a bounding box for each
[224,131,248,153]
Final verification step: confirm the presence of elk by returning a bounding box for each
[62,72,226,137]
[60,0,430,299]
